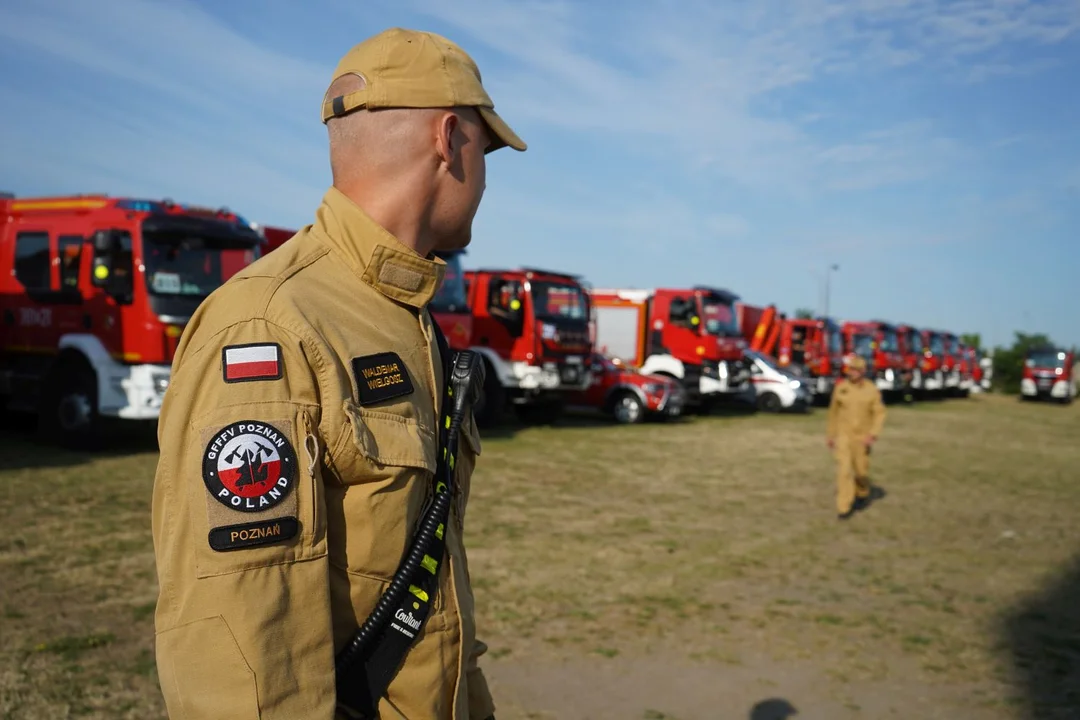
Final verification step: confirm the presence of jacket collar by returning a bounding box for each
[312,186,445,309]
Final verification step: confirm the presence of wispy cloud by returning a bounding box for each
[0,0,331,225]
[396,0,1078,193]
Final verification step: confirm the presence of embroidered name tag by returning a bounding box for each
[208,517,299,552]
[352,352,415,405]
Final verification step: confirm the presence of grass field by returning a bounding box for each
[2,392,1079,719]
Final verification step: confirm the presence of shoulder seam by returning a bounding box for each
[253,244,332,317]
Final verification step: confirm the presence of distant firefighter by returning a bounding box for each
[826,354,887,519]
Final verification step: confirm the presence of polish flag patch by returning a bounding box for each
[222,343,283,383]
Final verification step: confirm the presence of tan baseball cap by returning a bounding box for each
[845,354,868,371]
[321,27,526,153]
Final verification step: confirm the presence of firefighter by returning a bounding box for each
[826,353,887,519]
[150,28,525,720]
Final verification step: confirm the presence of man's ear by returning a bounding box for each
[435,112,461,166]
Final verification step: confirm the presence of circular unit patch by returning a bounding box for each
[202,421,297,513]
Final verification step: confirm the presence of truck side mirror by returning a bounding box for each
[90,229,134,302]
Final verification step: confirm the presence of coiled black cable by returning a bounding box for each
[334,350,481,674]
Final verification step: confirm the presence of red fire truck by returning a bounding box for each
[463,267,594,425]
[1,193,263,447]
[430,249,472,352]
[895,324,927,394]
[588,286,749,413]
[1021,345,1076,404]
[917,329,947,393]
[254,224,296,255]
[841,320,905,394]
[737,304,844,398]
[940,331,963,394]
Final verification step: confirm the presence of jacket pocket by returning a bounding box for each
[326,399,438,582]
[189,405,327,580]
[327,399,436,484]
[156,615,259,719]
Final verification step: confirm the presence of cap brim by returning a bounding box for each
[478,107,526,153]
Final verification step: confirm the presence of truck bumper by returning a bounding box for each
[1023,378,1074,399]
[922,370,944,391]
[815,376,835,395]
[874,369,901,392]
[512,360,591,394]
[101,363,172,420]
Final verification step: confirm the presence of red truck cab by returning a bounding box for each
[1022,346,1076,404]
[430,249,472,352]
[1,193,262,447]
[842,320,904,394]
[564,351,685,423]
[940,332,963,394]
[738,303,843,398]
[464,267,593,425]
[590,286,749,413]
[895,324,927,394]
[918,329,947,392]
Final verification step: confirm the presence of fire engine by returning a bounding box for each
[737,303,844,398]
[1,193,263,447]
[589,286,750,413]
[252,224,295,255]
[894,324,925,394]
[430,250,472,352]
[938,331,960,393]
[463,267,593,425]
[956,342,976,396]
[1021,345,1076,404]
[842,320,904,394]
[918,329,947,393]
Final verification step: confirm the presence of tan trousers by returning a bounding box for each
[835,436,871,513]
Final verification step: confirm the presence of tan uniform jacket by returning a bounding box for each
[151,187,494,719]
[826,377,887,439]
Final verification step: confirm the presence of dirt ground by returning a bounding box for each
[2,391,1078,719]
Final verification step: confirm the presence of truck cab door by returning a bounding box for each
[86,227,135,361]
[661,294,699,357]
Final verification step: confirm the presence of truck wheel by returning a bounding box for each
[756,391,782,413]
[473,358,505,428]
[609,390,645,424]
[40,359,102,450]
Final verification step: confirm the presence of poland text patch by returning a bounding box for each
[222,343,282,383]
[209,517,299,552]
[352,352,414,405]
[202,421,297,512]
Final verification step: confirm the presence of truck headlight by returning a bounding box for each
[788,379,801,390]
[152,372,170,395]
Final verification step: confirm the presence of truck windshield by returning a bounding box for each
[879,329,899,352]
[532,282,588,322]
[431,251,467,313]
[1027,350,1066,369]
[929,334,944,354]
[143,231,259,297]
[853,334,875,359]
[908,331,923,354]
[829,327,843,356]
[700,297,739,337]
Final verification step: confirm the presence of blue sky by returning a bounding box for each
[2,0,1077,349]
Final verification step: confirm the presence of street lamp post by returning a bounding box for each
[823,263,839,320]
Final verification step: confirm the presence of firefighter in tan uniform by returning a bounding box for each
[826,354,886,519]
[151,27,525,720]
